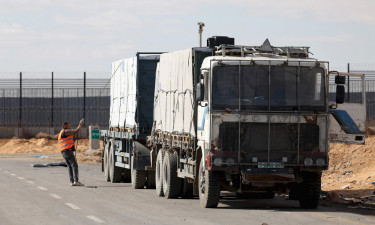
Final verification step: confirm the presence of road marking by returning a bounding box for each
[87,216,105,223]
[27,180,35,185]
[4,171,9,173]
[49,194,62,199]
[17,177,25,180]
[10,173,16,176]
[65,203,80,210]
[38,186,48,191]
[307,212,366,225]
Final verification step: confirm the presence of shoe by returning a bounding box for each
[71,183,75,186]
[73,181,84,186]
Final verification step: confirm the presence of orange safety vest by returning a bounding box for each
[58,129,75,151]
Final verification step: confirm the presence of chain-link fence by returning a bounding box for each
[0,64,374,137]
[329,63,375,119]
[0,72,110,137]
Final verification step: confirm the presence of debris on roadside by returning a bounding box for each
[323,191,375,210]
[32,162,67,167]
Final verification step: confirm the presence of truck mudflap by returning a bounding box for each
[132,141,151,170]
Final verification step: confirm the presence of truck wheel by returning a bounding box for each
[131,167,146,189]
[299,172,321,209]
[198,159,220,208]
[103,142,110,182]
[123,168,131,183]
[162,151,180,198]
[180,178,194,199]
[109,140,122,183]
[131,154,146,189]
[147,171,156,189]
[155,150,164,196]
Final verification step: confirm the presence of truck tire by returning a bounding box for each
[109,140,123,183]
[131,154,147,189]
[299,172,321,209]
[147,171,156,189]
[103,142,110,182]
[162,151,180,198]
[180,178,194,199]
[155,150,164,196]
[198,159,220,208]
[123,168,131,183]
[131,167,146,189]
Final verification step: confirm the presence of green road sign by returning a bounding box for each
[91,129,100,140]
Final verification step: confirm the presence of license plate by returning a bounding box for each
[258,162,284,168]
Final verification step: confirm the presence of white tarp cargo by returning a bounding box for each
[110,57,137,129]
[153,49,196,137]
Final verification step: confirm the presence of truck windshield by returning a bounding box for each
[211,65,325,111]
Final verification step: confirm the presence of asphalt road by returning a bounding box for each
[0,156,374,225]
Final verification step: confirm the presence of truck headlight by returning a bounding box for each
[316,158,325,165]
[213,158,223,166]
[304,158,313,165]
[226,158,235,166]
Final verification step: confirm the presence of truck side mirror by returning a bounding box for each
[336,85,345,104]
[196,83,204,102]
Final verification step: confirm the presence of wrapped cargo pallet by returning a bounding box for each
[153,49,196,137]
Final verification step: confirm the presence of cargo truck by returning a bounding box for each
[100,52,162,188]
[100,38,366,209]
[147,37,366,208]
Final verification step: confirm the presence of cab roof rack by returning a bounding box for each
[214,39,310,58]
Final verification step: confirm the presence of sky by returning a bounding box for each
[0,0,374,72]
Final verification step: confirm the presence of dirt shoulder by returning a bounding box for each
[0,132,101,163]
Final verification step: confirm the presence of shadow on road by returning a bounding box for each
[216,195,375,216]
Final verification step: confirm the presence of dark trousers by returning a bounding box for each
[61,149,79,183]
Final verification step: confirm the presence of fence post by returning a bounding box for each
[51,72,54,129]
[18,72,22,137]
[83,72,86,120]
[347,63,350,102]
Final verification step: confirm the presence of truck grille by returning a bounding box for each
[218,122,319,164]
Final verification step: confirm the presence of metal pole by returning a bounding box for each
[198,22,205,47]
[18,72,22,137]
[51,72,54,128]
[83,72,86,120]
[3,89,5,127]
[347,63,350,102]
[19,72,22,128]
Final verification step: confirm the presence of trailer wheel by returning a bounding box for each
[198,159,220,208]
[147,171,156,189]
[103,142,110,182]
[299,172,321,209]
[131,168,146,189]
[131,154,146,189]
[162,151,180,198]
[122,168,131,183]
[109,140,122,183]
[180,178,194,199]
[155,150,164,196]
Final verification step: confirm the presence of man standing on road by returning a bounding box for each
[58,120,85,186]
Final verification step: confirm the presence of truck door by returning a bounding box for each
[329,72,366,144]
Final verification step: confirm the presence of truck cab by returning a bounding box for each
[193,39,366,208]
